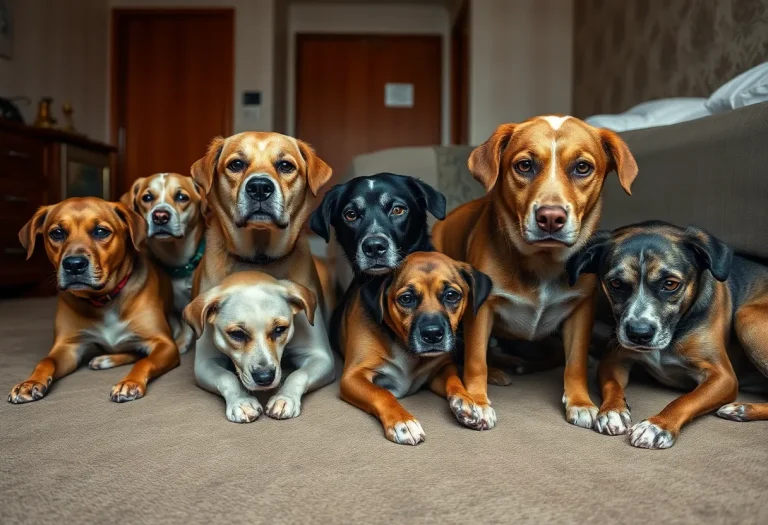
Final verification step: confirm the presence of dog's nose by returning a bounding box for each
[152,209,171,225]
[535,206,567,233]
[625,322,656,345]
[62,256,89,276]
[251,367,276,386]
[361,236,389,258]
[245,178,275,202]
[420,324,445,345]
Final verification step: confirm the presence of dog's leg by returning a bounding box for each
[8,341,83,404]
[461,304,497,429]
[110,335,179,403]
[561,296,599,429]
[595,350,632,435]
[265,348,334,420]
[341,368,425,445]
[88,353,140,370]
[429,362,488,430]
[174,322,195,355]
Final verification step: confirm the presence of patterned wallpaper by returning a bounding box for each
[572,0,768,117]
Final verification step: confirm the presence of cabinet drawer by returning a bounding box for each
[0,131,46,181]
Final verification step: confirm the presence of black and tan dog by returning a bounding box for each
[339,251,491,445]
[568,221,768,449]
[9,197,179,404]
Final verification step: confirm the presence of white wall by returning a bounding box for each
[469,0,573,144]
[0,0,109,141]
[286,1,451,145]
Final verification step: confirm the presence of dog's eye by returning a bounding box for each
[609,279,624,290]
[175,192,189,203]
[276,160,295,174]
[444,290,462,303]
[227,159,246,172]
[227,329,249,342]
[272,325,288,338]
[514,159,533,173]
[397,293,416,307]
[663,279,680,292]
[344,210,358,222]
[48,227,67,242]
[141,193,153,203]
[573,161,594,177]
[92,226,111,240]
[391,205,407,216]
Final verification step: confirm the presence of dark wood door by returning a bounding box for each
[295,34,442,189]
[112,9,234,194]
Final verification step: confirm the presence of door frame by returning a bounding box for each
[110,8,235,193]
[451,0,469,145]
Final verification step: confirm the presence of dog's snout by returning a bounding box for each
[361,236,389,258]
[625,321,656,345]
[152,209,171,225]
[62,256,89,276]
[246,178,275,202]
[535,206,567,234]
[251,367,276,386]
[420,324,445,344]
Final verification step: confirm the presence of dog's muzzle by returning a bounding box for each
[58,254,100,290]
[356,234,399,274]
[147,205,183,238]
[408,313,454,356]
[524,205,578,246]
[237,175,287,228]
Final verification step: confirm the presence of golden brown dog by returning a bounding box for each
[432,115,638,430]
[190,132,335,419]
[8,197,179,404]
[339,251,492,445]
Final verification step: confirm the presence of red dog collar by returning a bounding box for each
[88,273,131,307]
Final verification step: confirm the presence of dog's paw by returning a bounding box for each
[595,409,632,435]
[226,398,263,423]
[487,367,514,386]
[563,395,598,429]
[8,379,50,404]
[110,380,145,403]
[266,394,301,420]
[629,420,677,449]
[89,355,118,370]
[385,419,426,446]
[448,394,481,428]
[716,403,750,422]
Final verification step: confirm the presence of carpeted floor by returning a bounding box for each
[1,298,766,524]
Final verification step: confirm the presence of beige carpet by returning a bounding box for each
[1,298,766,525]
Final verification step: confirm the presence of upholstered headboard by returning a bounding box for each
[572,0,768,118]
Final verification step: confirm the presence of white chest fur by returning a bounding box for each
[492,280,585,341]
[631,350,702,389]
[374,344,448,399]
[80,310,140,353]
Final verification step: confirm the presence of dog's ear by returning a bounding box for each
[566,230,612,286]
[190,179,209,217]
[309,183,344,242]
[113,202,147,251]
[298,140,333,197]
[191,137,225,195]
[600,129,638,195]
[459,265,493,315]
[360,276,392,324]
[468,123,516,192]
[18,205,52,260]
[683,226,733,282]
[121,177,145,212]
[183,288,221,339]
[407,177,446,220]
[281,280,317,327]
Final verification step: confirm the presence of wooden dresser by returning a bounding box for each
[0,120,116,291]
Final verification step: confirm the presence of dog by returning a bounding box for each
[339,251,492,445]
[120,172,207,353]
[189,132,335,419]
[184,271,317,422]
[432,115,639,430]
[9,197,179,404]
[567,221,768,448]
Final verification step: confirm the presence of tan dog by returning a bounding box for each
[121,172,207,352]
[339,252,492,445]
[190,132,335,419]
[433,115,638,430]
[8,197,179,404]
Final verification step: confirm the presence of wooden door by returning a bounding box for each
[451,1,469,145]
[295,34,442,189]
[112,9,234,195]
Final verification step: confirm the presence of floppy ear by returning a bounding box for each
[566,230,612,286]
[297,140,333,197]
[191,179,209,216]
[683,226,733,282]
[407,177,446,220]
[191,137,225,195]
[459,265,493,315]
[360,276,392,324]
[183,288,221,339]
[468,123,516,192]
[113,202,147,251]
[121,177,145,212]
[309,183,344,242]
[18,205,52,260]
[600,129,638,195]
[281,280,317,326]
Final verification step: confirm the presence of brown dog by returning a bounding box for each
[432,115,638,430]
[190,132,335,420]
[339,251,492,445]
[8,197,179,404]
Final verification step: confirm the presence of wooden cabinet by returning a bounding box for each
[0,121,116,291]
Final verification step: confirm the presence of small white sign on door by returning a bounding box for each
[384,83,414,108]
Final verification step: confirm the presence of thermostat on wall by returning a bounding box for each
[384,83,414,108]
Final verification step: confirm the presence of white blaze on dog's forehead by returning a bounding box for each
[368,179,375,190]
[215,284,295,327]
[550,139,558,181]
[541,115,570,130]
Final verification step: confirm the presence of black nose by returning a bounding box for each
[251,367,276,386]
[245,178,275,202]
[62,256,89,276]
[625,322,656,345]
[420,324,445,345]
[361,236,389,258]
[152,209,171,225]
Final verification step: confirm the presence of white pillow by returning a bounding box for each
[586,98,711,132]
[706,61,768,113]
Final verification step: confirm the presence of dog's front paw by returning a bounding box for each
[8,379,50,404]
[266,394,301,420]
[716,403,750,422]
[563,395,598,429]
[449,394,482,429]
[226,398,263,423]
[89,355,117,370]
[110,381,145,403]
[629,420,677,449]
[385,419,426,446]
[595,409,632,435]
